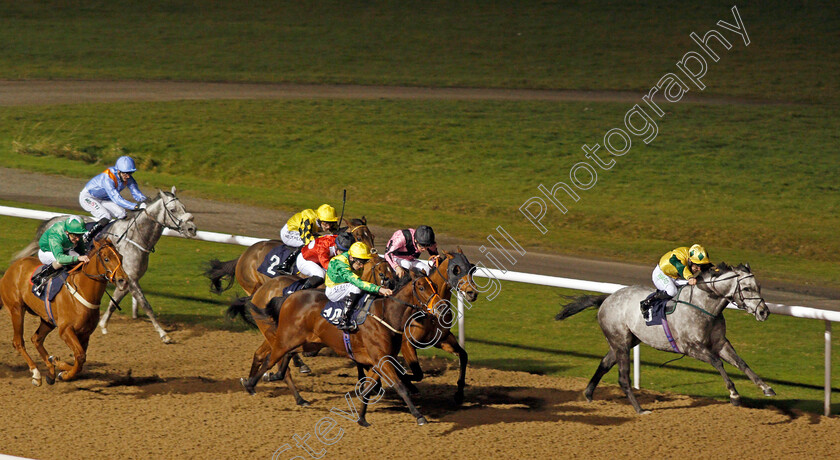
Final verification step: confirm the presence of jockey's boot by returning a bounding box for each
[32,264,61,297]
[279,247,302,275]
[301,276,324,290]
[337,293,363,332]
[83,218,110,246]
[640,289,672,314]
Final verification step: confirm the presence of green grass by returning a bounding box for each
[0,1,836,103]
[1,210,836,414]
[1,98,838,288]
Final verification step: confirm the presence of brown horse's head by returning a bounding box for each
[85,238,129,291]
[429,248,479,303]
[343,217,376,252]
[364,253,398,290]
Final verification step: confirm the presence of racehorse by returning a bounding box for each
[0,238,128,385]
[205,217,375,296]
[398,249,479,404]
[227,252,398,377]
[556,262,775,414]
[14,187,197,343]
[240,273,440,426]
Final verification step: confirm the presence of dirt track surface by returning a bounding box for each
[1,314,838,460]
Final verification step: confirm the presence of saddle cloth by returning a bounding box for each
[321,294,374,327]
[30,267,70,302]
[257,244,296,277]
[642,293,676,326]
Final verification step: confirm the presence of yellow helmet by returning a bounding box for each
[316,204,338,222]
[348,242,373,260]
[689,244,711,265]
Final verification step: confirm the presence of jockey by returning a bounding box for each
[295,231,356,290]
[80,155,148,220]
[31,216,92,296]
[646,244,713,309]
[325,242,394,331]
[280,204,340,248]
[384,225,439,278]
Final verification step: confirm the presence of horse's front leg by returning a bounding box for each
[98,283,130,335]
[129,278,173,344]
[687,346,743,406]
[56,326,86,381]
[717,339,775,397]
[437,332,468,405]
[398,338,422,395]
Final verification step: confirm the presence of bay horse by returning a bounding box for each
[14,187,197,343]
[556,262,775,414]
[0,238,129,385]
[205,217,375,296]
[227,253,398,378]
[241,273,440,426]
[398,249,479,404]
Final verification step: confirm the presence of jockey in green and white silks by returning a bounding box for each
[32,216,92,295]
[652,244,713,296]
[324,242,393,331]
[79,155,147,220]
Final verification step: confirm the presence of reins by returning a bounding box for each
[109,196,189,253]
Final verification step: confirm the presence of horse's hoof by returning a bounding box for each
[46,375,55,385]
[297,364,311,375]
[730,397,742,407]
[262,372,273,383]
[57,371,66,381]
[357,419,370,428]
[31,378,41,387]
[161,335,174,345]
[240,378,256,396]
[48,355,58,364]
[297,399,311,407]
[99,327,108,335]
[764,388,776,397]
[416,416,428,426]
[638,410,652,415]
[454,391,464,406]
[584,391,594,402]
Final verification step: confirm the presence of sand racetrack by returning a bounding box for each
[0,313,838,460]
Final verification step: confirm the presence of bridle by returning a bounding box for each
[68,242,123,283]
[695,272,766,314]
[112,195,192,253]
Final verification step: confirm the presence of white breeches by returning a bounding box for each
[652,265,689,297]
[296,253,326,277]
[325,283,362,302]
[395,257,432,274]
[80,190,126,220]
[38,249,78,268]
[280,224,304,247]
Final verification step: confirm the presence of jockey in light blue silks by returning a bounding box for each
[79,156,148,220]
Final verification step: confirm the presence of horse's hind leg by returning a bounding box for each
[8,304,41,386]
[31,319,57,384]
[717,339,775,397]
[276,354,310,406]
[616,348,649,414]
[291,353,311,375]
[585,349,617,402]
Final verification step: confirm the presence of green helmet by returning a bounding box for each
[65,216,87,234]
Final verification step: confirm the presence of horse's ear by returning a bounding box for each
[361,215,367,225]
[158,189,165,198]
[744,262,751,273]
[457,246,464,254]
[171,185,177,195]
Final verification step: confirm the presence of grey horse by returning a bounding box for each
[14,187,197,343]
[556,263,775,414]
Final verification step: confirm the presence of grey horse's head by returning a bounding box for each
[148,186,197,238]
[705,262,769,321]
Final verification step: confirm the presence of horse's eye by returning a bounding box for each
[453,265,462,275]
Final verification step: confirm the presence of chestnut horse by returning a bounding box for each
[0,238,128,385]
[399,249,479,404]
[205,217,375,296]
[227,253,397,378]
[240,273,440,426]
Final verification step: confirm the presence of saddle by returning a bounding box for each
[256,244,298,277]
[640,290,676,326]
[321,294,374,328]
[30,266,71,303]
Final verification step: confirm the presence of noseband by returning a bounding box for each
[697,272,765,314]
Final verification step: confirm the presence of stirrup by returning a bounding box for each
[337,318,357,332]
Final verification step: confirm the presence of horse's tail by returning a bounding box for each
[204,257,239,294]
[12,241,39,262]
[555,294,609,321]
[226,295,258,328]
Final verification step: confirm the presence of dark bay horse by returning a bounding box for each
[1,238,128,385]
[205,217,375,296]
[399,249,479,404]
[556,263,774,414]
[14,187,197,343]
[237,274,438,426]
[228,253,397,377]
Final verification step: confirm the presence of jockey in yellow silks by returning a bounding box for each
[279,204,339,248]
[652,244,713,297]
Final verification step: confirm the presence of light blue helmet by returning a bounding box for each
[115,156,137,173]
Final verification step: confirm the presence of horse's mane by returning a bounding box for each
[704,261,751,280]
